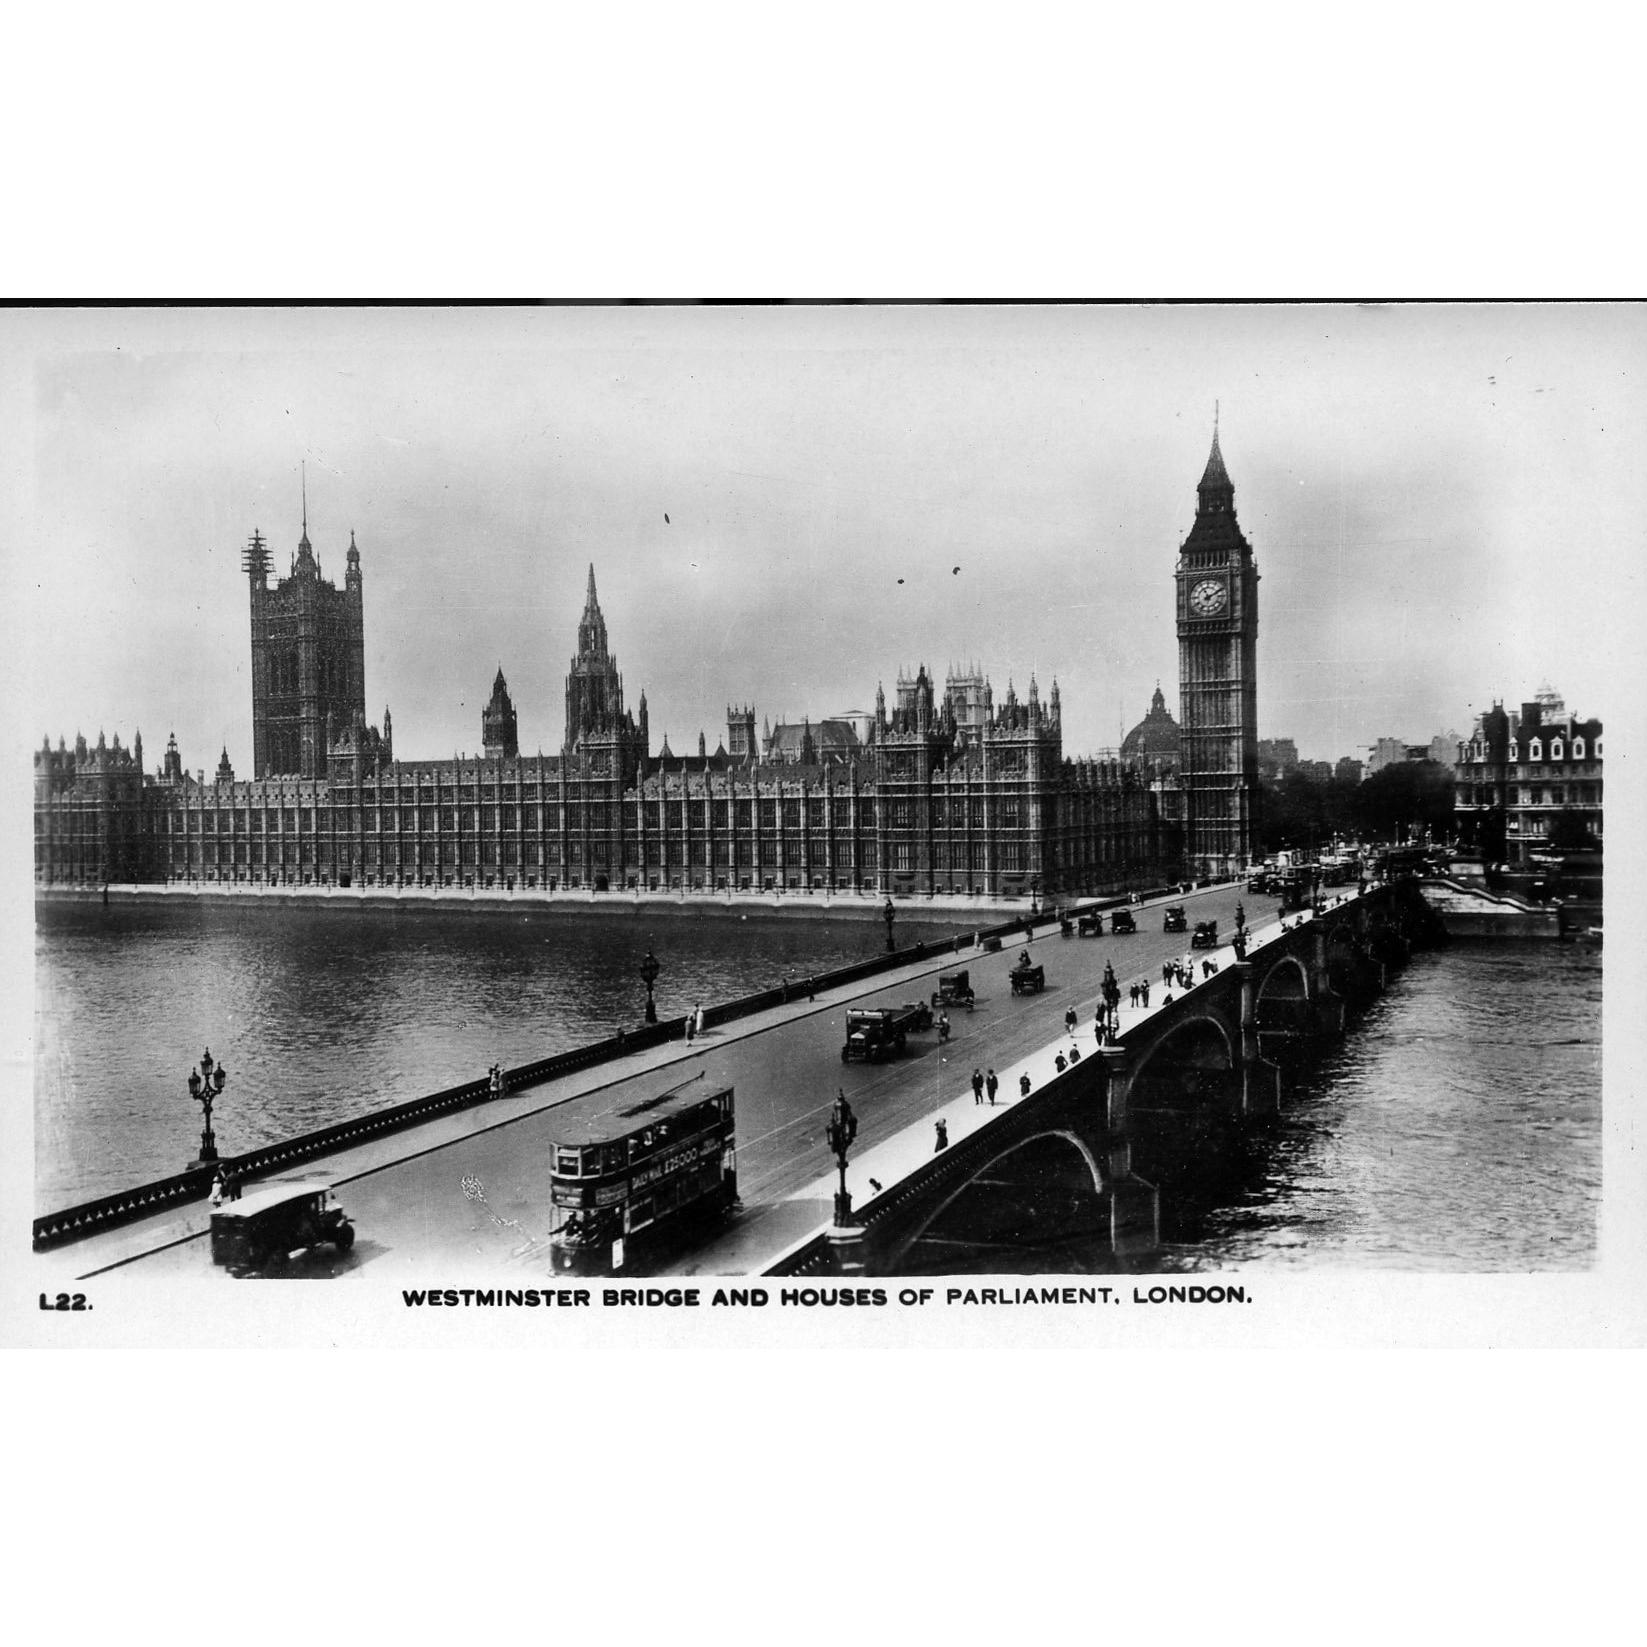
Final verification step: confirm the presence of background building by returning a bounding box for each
[1453,684,1602,863]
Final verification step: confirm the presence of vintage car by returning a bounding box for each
[842,1003,929,1061]
[931,970,975,1011]
[210,1181,355,1276]
[1163,905,1188,933]
[1009,956,1046,995]
[1076,911,1103,937]
[1190,919,1219,950]
[1108,908,1136,935]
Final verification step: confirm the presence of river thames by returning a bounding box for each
[34,904,1600,1271]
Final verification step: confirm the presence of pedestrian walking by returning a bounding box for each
[1019,1072,1031,1096]
[934,1118,948,1152]
[971,1067,985,1105]
[210,1169,226,1208]
[1065,1005,1077,1035]
[1069,1042,1081,1062]
[1162,990,1174,1005]
[1162,961,1171,984]
[695,1003,706,1038]
[686,1013,696,1043]
[986,1068,999,1105]
[1235,900,1246,930]
[1055,1052,1068,1073]
[1141,980,1150,1007]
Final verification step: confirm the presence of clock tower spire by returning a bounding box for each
[1175,414,1260,876]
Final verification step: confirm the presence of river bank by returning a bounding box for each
[35,880,1039,924]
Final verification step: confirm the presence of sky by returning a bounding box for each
[6,303,1643,775]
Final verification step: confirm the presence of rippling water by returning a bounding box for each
[34,901,969,1210]
[1140,941,1602,1272]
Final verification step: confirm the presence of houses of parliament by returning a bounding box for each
[34,430,1261,896]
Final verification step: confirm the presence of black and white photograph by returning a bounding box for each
[3,301,1639,1349]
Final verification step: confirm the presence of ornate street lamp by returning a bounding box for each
[638,946,660,1024]
[187,1047,228,1165]
[825,1089,858,1225]
[882,897,896,952]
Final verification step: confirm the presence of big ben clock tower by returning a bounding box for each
[1175,412,1260,875]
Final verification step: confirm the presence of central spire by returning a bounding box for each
[577,562,609,658]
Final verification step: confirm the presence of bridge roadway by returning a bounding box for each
[53,882,1256,1282]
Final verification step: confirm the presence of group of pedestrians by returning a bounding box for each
[970,1066,1000,1106]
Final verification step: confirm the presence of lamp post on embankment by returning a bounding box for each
[882,897,896,952]
[187,1048,227,1167]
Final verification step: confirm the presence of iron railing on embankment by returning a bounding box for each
[36,898,1150,1253]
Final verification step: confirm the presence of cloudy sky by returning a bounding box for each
[6,303,1641,774]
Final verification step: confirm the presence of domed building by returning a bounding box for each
[1121,684,1181,772]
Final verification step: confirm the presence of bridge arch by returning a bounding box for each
[1321,922,1365,998]
[1130,1013,1236,1111]
[887,1128,1106,1272]
[1255,954,1312,1035]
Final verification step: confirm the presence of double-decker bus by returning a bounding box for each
[547,1078,737,1275]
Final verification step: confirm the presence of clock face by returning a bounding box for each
[1189,577,1228,617]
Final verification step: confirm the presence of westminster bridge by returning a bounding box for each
[32,879,1444,1283]
[758,881,1445,1276]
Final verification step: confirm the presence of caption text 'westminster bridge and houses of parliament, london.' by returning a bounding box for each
[34,428,1264,896]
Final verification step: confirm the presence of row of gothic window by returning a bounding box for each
[1467,735,1598,762]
